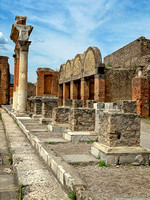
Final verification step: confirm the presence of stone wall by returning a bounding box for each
[105,69,136,102]
[98,111,140,147]
[42,97,59,118]
[0,56,10,105]
[36,68,59,97]
[27,82,36,98]
[69,108,95,131]
[104,37,150,71]
[52,107,70,124]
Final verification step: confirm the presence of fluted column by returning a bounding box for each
[16,40,31,115]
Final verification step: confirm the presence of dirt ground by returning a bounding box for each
[75,164,150,200]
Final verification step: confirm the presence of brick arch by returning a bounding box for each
[65,60,72,78]
[84,47,102,72]
[73,54,83,76]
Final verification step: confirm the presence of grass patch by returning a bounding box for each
[48,142,58,145]
[97,156,101,160]
[18,184,23,200]
[0,113,2,121]
[98,160,107,167]
[68,191,76,200]
[143,117,150,121]
[133,64,137,69]
[87,140,94,144]
[8,147,13,165]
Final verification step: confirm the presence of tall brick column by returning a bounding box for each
[81,78,89,106]
[63,83,70,105]
[70,80,77,99]
[132,67,149,118]
[94,74,105,102]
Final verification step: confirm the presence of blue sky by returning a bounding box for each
[0,0,150,83]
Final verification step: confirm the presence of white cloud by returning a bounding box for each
[0,32,8,44]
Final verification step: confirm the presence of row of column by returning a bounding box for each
[59,75,105,106]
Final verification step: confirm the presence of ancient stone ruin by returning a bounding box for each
[10,15,33,116]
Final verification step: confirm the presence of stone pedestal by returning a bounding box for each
[91,102,150,165]
[42,96,59,118]
[32,97,42,117]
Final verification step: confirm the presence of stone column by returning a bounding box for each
[80,78,89,107]
[94,74,105,102]
[16,40,31,115]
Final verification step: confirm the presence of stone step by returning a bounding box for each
[62,154,99,164]
[48,124,68,133]
[63,131,98,144]
[39,118,52,125]
[1,109,69,199]
[42,137,68,143]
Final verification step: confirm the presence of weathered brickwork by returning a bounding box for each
[52,107,70,124]
[104,37,150,71]
[27,82,36,98]
[69,108,95,131]
[42,97,59,118]
[132,76,149,117]
[36,68,59,97]
[59,47,103,106]
[0,56,10,105]
[105,69,136,102]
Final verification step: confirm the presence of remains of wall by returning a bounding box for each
[59,47,102,83]
[27,82,36,97]
[52,107,70,124]
[63,99,72,107]
[105,69,136,102]
[69,108,95,131]
[36,68,59,97]
[42,97,59,118]
[120,100,137,114]
[0,56,10,105]
[72,100,83,108]
[104,37,150,71]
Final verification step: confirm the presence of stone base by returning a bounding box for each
[32,114,42,119]
[48,124,69,133]
[63,131,98,144]
[39,118,52,125]
[91,142,150,165]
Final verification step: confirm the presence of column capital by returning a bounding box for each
[14,47,20,58]
[18,40,31,52]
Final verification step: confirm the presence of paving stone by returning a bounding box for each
[62,154,99,164]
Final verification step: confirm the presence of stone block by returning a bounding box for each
[72,99,83,108]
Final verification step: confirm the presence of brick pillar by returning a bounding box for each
[70,81,77,99]
[132,76,149,118]
[81,78,89,107]
[58,84,63,105]
[63,83,70,105]
[94,74,105,102]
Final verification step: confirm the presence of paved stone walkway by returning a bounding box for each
[0,117,18,200]
[1,109,69,200]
